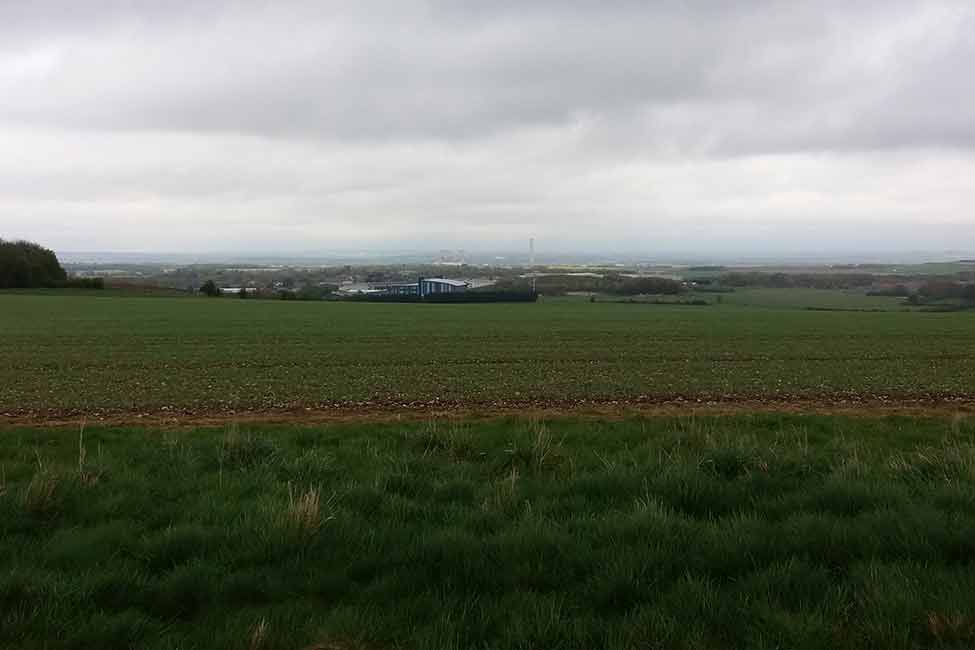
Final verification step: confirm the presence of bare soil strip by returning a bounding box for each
[2,396,973,427]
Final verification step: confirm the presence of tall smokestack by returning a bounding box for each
[529,237,536,294]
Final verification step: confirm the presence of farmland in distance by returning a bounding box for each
[1,293,973,418]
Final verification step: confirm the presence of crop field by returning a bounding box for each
[3,415,975,649]
[1,293,974,417]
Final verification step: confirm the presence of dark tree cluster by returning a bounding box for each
[495,274,683,296]
[721,272,878,290]
[199,280,221,297]
[917,281,975,302]
[0,239,68,289]
[63,277,105,289]
[606,276,683,295]
[866,284,911,297]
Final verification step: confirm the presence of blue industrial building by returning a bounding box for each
[367,278,469,297]
[418,278,469,296]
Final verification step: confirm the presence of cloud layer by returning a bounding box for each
[1,1,973,255]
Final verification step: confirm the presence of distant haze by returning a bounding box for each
[1,1,974,256]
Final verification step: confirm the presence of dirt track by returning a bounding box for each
[2,395,973,428]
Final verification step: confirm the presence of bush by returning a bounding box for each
[296,286,335,301]
[199,280,221,297]
[917,281,975,301]
[64,278,105,290]
[867,285,910,297]
[0,239,68,288]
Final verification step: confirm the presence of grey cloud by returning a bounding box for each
[1,1,974,254]
[2,1,972,153]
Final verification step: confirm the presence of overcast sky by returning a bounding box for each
[1,1,973,257]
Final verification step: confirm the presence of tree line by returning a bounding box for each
[0,239,68,288]
[0,239,105,289]
[199,279,338,300]
[495,274,683,296]
[719,272,878,290]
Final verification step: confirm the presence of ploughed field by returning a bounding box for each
[1,294,973,416]
[3,415,975,649]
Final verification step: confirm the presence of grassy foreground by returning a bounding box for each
[3,415,975,649]
[2,293,975,414]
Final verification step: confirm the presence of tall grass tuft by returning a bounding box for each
[248,617,268,650]
[530,420,556,472]
[24,469,61,515]
[411,421,476,461]
[76,422,102,486]
[506,419,565,474]
[950,412,967,436]
[221,424,276,469]
[926,611,975,644]
[887,440,975,483]
[483,465,520,512]
[285,483,335,537]
[634,479,671,515]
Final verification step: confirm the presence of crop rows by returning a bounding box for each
[2,294,974,414]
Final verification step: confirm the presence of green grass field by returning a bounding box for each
[1,293,974,415]
[3,415,975,649]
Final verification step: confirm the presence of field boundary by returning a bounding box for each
[3,395,973,427]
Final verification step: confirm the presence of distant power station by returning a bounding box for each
[435,250,466,266]
[529,237,536,293]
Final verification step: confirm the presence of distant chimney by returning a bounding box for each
[529,238,536,294]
